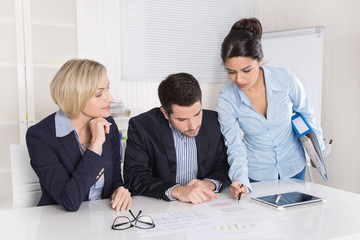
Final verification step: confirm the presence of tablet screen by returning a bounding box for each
[251,191,324,209]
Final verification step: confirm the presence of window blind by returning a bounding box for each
[120,0,258,82]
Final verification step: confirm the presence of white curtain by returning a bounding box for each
[120,0,258,82]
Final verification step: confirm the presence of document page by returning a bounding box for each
[186,199,288,239]
[136,209,214,237]
[136,198,288,238]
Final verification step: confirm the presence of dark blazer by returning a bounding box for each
[124,108,230,201]
[26,113,123,211]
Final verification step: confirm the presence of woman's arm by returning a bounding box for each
[216,88,252,192]
[287,70,325,151]
[26,125,111,212]
[107,117,132,211]
[107,117,124,192]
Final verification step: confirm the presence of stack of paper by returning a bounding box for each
[291,112,328,181]
[301,135,327,179]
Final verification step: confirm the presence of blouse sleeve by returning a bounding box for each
[287,70,325,151]
[216,85,252,192]
[108,117,124,194]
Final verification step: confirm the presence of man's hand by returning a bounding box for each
[111,186,132,211]
[187,179,217,191]
[170,179,219,204]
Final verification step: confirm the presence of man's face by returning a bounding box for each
[161,101,203,138]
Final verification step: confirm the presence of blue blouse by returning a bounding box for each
[216,66,324,191]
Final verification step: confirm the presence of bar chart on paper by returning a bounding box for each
[185,199,289,239]
[212,223,256,232]
[138,199,289,239]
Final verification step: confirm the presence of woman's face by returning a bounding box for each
[81,72,114,118]
[225,56,263,91]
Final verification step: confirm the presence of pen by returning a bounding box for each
[238,184,244,204]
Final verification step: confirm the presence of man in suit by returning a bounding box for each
[124,73,230,204]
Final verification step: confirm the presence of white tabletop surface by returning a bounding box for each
[1,179,360,240]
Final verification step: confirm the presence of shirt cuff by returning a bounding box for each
[165,184,180,201]
[204,178,222,193]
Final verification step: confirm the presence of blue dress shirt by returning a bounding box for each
[55,110,105,200]
[216,66,324,191]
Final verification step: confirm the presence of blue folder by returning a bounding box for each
[291,112,328,181]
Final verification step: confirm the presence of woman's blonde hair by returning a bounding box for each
[50,59,106,118]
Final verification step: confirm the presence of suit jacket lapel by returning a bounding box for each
[101,134,112,197]
[157,115,177,183]
[58,132,82,170]
[195,127,208,178]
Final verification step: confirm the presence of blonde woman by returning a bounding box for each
[26,59,131,212]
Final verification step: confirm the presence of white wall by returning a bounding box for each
[0,0,77,210]
[76,0,360,194]
[259,0,360,194]
[76,0,230,112]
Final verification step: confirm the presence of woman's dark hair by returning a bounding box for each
[158,73,202,115]
[221,18,264,63]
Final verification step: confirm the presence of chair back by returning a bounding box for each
[10,144,41,208]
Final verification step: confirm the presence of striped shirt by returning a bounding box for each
[165,121,221,200]
[171,124,198,185]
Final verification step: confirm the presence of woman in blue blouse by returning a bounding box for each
[216,18,324,199]
[26,59,131,211]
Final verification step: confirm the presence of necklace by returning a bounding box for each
[80,142,90,148]
[80,137,91,148]
[79,130,91,149]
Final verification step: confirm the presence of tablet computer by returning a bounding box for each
[251,191,325,209]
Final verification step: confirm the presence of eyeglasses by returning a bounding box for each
[111,210,155,230]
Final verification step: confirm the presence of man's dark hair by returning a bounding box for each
[158,73,202,115]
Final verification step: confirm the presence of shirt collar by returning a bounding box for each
[168,120,186,139]
[55,110,75,137]
[55,110,112,138]
[262,65,282,91]
[262,65,283,99]
[235,65,283,104]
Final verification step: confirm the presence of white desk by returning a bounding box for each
[1,179,360,240]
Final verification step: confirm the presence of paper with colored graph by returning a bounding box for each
[186,222,287,239]
[136,198,288,238]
